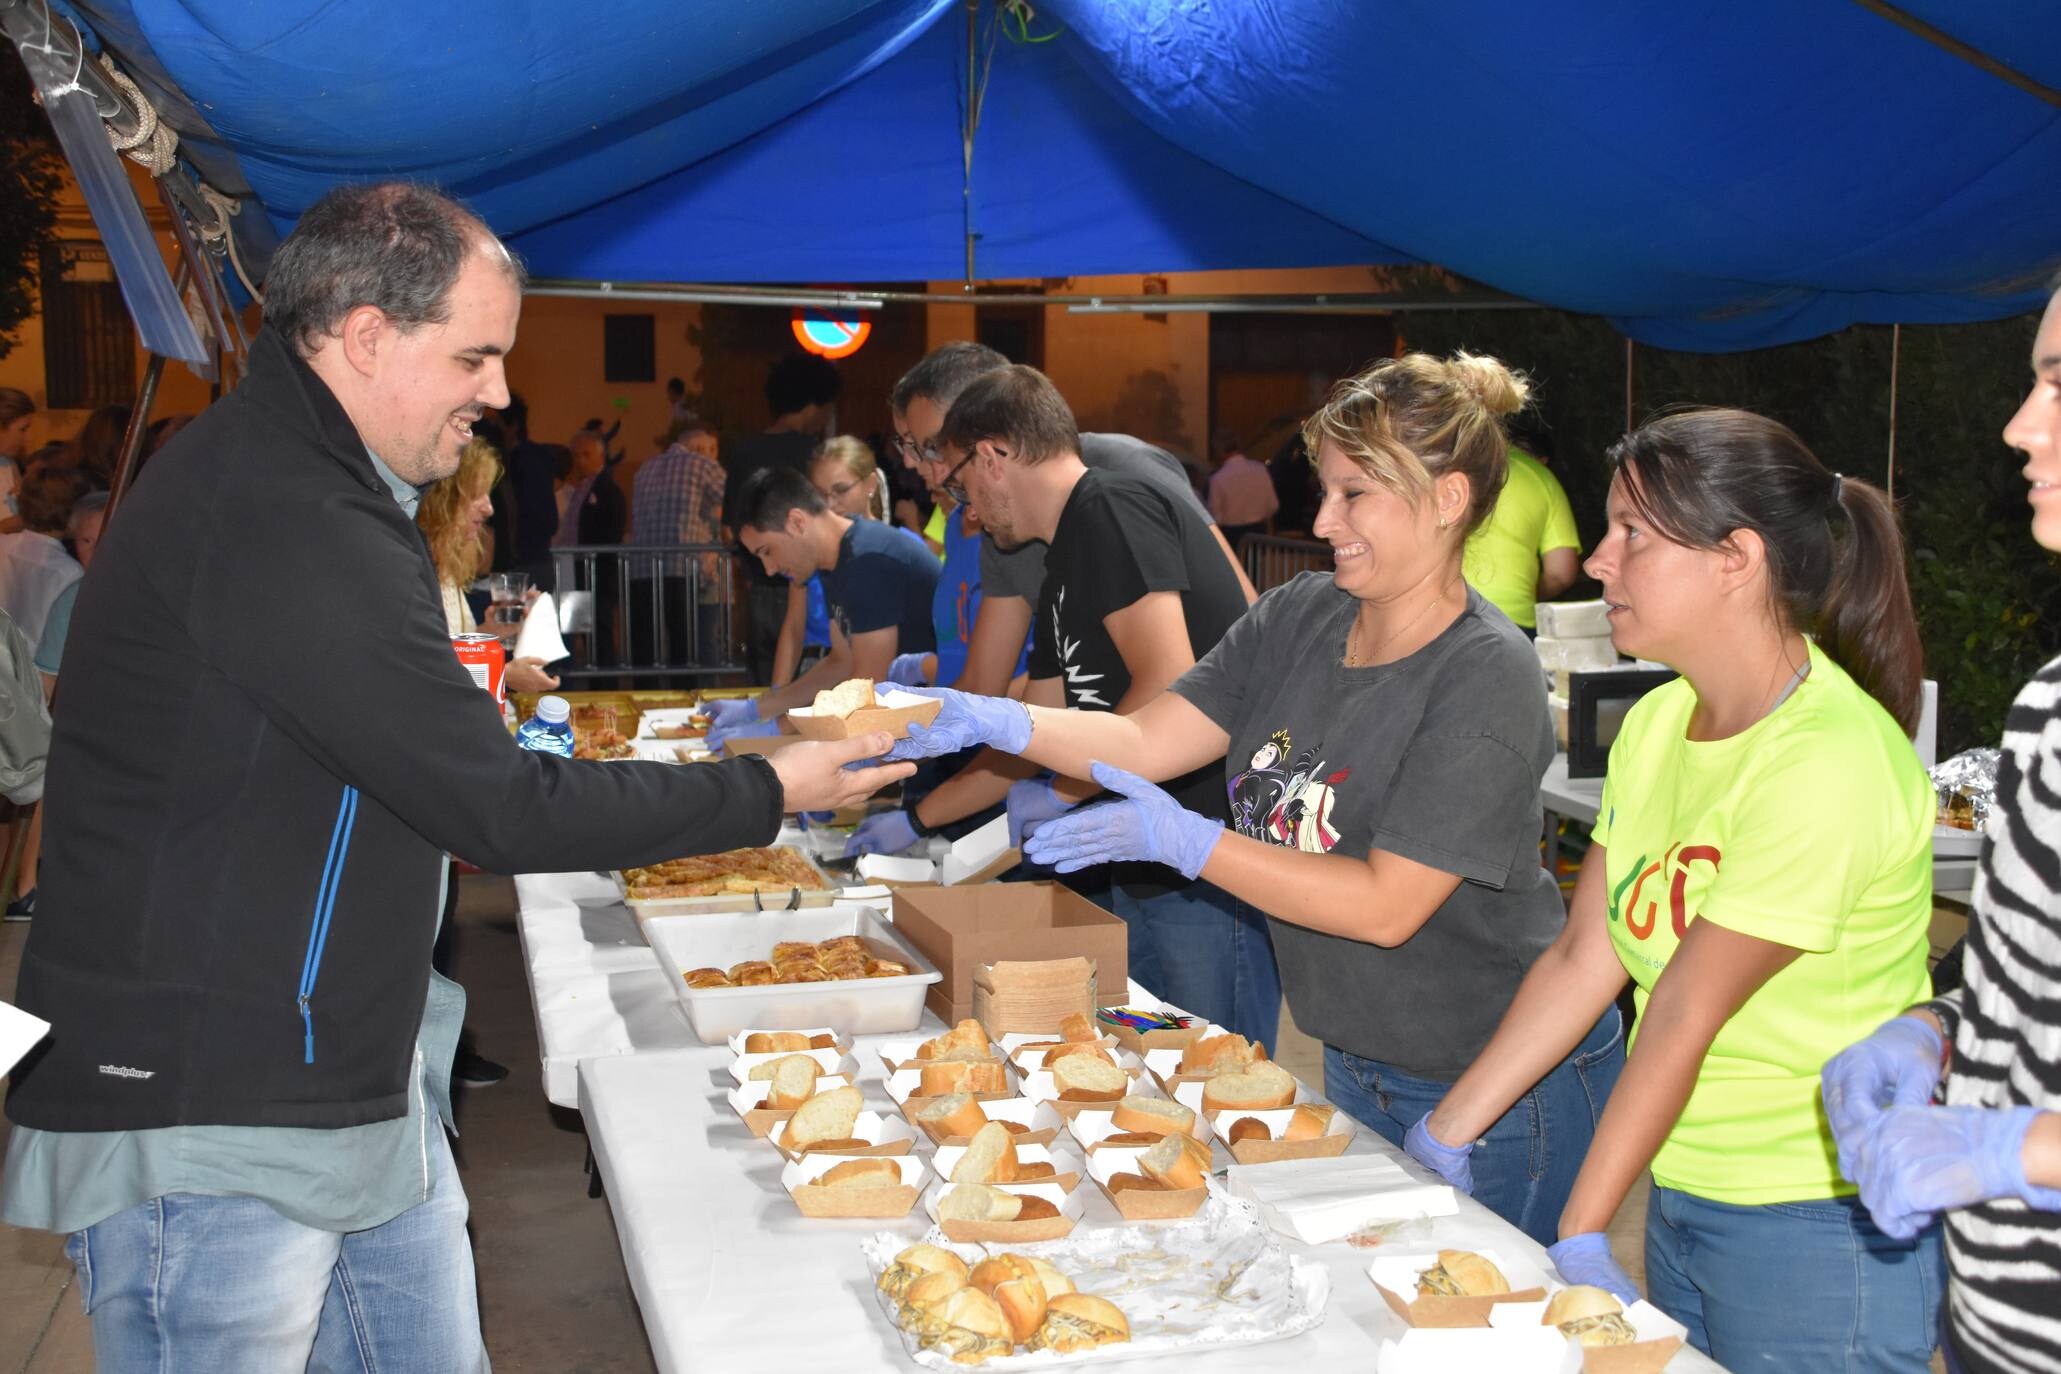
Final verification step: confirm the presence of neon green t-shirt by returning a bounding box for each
[1593,641,1933,1205]
[1462,447,1580,629]
[922,505,948,561]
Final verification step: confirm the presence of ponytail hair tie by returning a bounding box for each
[1830,472,1845,510]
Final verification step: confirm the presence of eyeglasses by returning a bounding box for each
[940,449,980,505]
[893,432,942,466]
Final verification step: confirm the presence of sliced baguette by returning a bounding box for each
[950,1121,1020,1184]
[914,1092,990,1142]
[1050,1053,1128,1098]
[786,1084,863,1147]
[764,1054,820,1110]
[1139,1132,1211,1190]
[938,1183,1022,1223]
[1110,1095,1194,1138]
[1199,1061,1296,1113]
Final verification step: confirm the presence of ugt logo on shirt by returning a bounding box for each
[1609,843,1722,941]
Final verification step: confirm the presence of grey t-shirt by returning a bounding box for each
[1171,573,1563,1078]
[981,433,1211,602]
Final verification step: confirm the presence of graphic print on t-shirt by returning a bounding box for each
[1225,729,1349,854]
[1603,822,1724,976]
[1049,587,1111,707]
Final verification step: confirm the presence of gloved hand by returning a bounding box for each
[882,687,1032,761]
[886,652,932,687]
[1006,776,1077,848]
[1546,1232,1639,1306]
[704,697,763,747]
[1022,763,1223,881]
[1854,1104,2061,1241]
[1404,1112,1475,1194]
[708,714,779,749]
[1821,1015,1945,1180]
[845,810,923,858]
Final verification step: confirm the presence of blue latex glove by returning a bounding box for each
[1821,1015,1945,1180]
[882,687,1032,762]
[1547,1232,1639,1306]
[708,714,779,749]
[1855,1104,2061,1241]
[704,697,763,747]
[1022,763,1223,881]
[845,810,923,858]
[886,652,931,687]
[1403,1112,1475,1194]
[1006,776,1077,848]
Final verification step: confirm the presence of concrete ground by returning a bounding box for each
[0,877,1656,1371]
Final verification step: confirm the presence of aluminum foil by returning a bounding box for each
[861,1194,1331,1369]
[1931,747,2001,831]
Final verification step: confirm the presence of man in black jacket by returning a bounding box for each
[0,182,908,1369]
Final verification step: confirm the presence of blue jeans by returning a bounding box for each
[65,1131,487,1373]
[1645,1185,1943,1372]
[1323,1007,1624,1247]
[1108,883,1280,1048]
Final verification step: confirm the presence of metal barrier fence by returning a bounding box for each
[1238,533,1331,593]
[546,543,747,684]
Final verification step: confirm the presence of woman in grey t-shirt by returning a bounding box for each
[886,352,1622,1246]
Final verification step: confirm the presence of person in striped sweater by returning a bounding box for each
[1825,282,2061,1374]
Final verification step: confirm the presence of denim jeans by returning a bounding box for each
[1645,1185,1943,1372]
[1108,883,1280,1048]
[65,1130,487,1373]
[1323,1007,1623,1247]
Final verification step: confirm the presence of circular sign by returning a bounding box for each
[792,313,872,359]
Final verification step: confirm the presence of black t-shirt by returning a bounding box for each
[1028,469,1246,830]
[721,430,819,586]
[821,518,940,653]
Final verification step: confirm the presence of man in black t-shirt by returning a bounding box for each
[853,364,1267,1031]
[706,466,938,746]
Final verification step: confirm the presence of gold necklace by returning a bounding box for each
[1345,579,1455,667]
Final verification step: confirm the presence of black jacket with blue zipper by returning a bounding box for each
[5,329,784,1132]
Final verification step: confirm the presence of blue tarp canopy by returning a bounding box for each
[50,0,2061,350]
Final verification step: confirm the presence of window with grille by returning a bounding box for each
[603,313,656,383]
[40,241,136,409]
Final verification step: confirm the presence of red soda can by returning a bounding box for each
[451,633,507,702]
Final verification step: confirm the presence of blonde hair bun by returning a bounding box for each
[1446,350,1529,419]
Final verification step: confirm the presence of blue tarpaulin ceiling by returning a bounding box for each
[49,0,2061,350]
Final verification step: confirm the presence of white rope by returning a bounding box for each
[97,56,178,174]
[197,182,263,307]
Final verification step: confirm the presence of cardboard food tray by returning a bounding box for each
[614,845,842,919]
[771,1109,916,1162]
[635,706,713,739]
[646,905,943,1043]
[1210,1104,1355,1164]
[782,1153,926,1219]
[786,687,943,741]
[1098,1006,1208,1055]
[920,1179,1081,1244]
[1019,1066,1152,1119]
[724,1026,850,1057]
[725,1047,856,1086]
[1487,1297,1687,1374]
[1368,1248,1549,1327]
[1082,1144,1210,1221]
[911,1097,1065,1149]
[727,1074,853,1138]
[930,1141,1083,1193]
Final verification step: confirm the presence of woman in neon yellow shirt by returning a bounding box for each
[1408,408,1942,1371]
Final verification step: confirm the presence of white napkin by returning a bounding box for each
[1226,1155,1457,1244]
[513,593,571,664]
[0,998,51,1077]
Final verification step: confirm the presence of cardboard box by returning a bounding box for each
[892,882,1128,1028]
[1488,1297,1687,1374]
[786,687,941,741]
[782,1154,925,1219]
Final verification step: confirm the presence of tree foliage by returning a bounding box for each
[0,47,63,360]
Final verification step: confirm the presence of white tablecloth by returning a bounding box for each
[576,1029,1727,1373]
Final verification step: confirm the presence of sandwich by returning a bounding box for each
[1199,1061,1297,1113]
[950,1122,1021,1184]
[914,1093,991,1143]
[938,1183,1058,1223]
[1058,1011,1101,1043]
[917,1019,991,1061]
[877,1243,968,1303]
[920,1059,1009,1098]
[1026,1293,1130,1354]
[1050,1053,1128,1101]
[968,1253,1047,1343]
[1019,1255,1072,1300]
[1416,1249,1512,1298]
[1282,1103,1336,1141]
[1138,1132,1212,1190]
[1110,1095,1195,1139]
[814,1158,901,1189]
[785,1085,863,1148]
[897,1269,971,1333]
[1543,1285,1638,1347]
[915,1287,1014,1365]
[761,1054,820,1111]
[1179,1032,1266,1076]
[811,677,878,719]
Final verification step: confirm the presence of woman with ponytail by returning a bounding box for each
[1409,408,1942,1370]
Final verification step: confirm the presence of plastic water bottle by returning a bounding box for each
[515,694,575,756]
